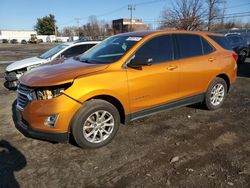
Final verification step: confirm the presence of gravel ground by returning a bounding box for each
[0,44,250,187]
[0,43,56,62]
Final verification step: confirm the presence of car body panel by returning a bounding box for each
[126,60,180,113]
[20,94,81,133]
[19,57,109,86]
[6,56,47,72]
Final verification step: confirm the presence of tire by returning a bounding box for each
[5,72,17,82]
[204,77,228,110]
[71,99,120,149]
[238,50,247,64]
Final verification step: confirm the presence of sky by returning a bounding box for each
[0,0,250,30]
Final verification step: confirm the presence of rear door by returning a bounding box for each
[174,34,219,97]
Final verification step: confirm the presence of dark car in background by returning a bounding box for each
[2,39,9,43]
[21,40,27,44]
[10,39,18,44]
[225,33,249,63]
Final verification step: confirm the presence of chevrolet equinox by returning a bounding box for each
[15,30,237,148]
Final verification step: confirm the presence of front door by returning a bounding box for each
[126,35,180,113]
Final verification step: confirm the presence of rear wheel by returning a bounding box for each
[204,77,228,110]
[71,99,120,149]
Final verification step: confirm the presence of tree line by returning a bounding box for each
[160,0,248,31]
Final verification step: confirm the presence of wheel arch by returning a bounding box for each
[216,73,230,92]
[86,95,126,124]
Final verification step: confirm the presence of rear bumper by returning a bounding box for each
[15,108,69,143]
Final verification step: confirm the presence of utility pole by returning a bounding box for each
[221,0,226,26]
[128,4,135,32]
[54,21,57,37]
[75,18,82,38]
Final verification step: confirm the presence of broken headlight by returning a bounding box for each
[33,83,72,100]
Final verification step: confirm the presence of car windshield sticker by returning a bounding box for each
[126,37,142,41]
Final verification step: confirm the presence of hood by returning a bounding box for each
[19,57,109,87]
[6,56,47,72]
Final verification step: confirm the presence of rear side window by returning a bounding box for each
[174,34,203,59]
[201,38,214,54]
[208,35,232,50]
[134,35,174,64]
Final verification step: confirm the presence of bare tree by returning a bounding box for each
[80,16,113,40]
[62,27,75,37]
[206,0,224,31]
[161,0,204,30]
[62,16,113,39]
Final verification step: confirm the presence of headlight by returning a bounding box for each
[31,83,72,100]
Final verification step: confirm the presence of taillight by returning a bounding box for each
[232,52,238,62]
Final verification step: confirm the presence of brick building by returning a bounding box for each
[112,18,149,34]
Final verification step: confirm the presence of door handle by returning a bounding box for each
[167,65,178,71]
[208,57,216,62]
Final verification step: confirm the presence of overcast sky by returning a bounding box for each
[0,0,249,30]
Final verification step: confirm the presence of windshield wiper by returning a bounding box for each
[80,59,92,64]
[73,56,80,60]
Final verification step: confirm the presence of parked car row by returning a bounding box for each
[1,39,26,44]
[4,40,100,90]
[0,39,43,44]
[225,33,249,63]
[5,30,238,149]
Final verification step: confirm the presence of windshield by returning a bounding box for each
[79,36,142,64]
[39,44,68,59]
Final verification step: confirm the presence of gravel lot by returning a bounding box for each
[0,44,250,187]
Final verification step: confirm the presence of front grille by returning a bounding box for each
[17,84,33,110]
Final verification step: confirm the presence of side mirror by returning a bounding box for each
[127,55,153,69]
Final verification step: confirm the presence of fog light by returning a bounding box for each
[45,114,59,128]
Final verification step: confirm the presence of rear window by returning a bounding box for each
[208,35,232,50]
[201,37,214,54]
[175,34,203,59]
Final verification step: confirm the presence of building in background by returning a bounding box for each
[112,18,149,34]
[0,29,77,43]
[0,30,37,42]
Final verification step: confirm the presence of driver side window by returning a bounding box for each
[132,35,174,65]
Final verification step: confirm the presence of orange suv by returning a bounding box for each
[15,30,237,148]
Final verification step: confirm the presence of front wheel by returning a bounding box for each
[71,99,120,149]
[204,77,228,110]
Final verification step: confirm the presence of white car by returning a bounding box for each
[4,40,100,90]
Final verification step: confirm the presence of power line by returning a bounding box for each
[226,2,250,9]
[134,0,167,6]
[58,0,168,27]
[58,1,250,28]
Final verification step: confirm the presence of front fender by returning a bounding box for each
[63,70,130,114]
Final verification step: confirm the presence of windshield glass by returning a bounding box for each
[39,44,68,59]
[79,36,142,64]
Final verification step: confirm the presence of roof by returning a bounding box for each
[63,40,100,46]
[116,30,223,37]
